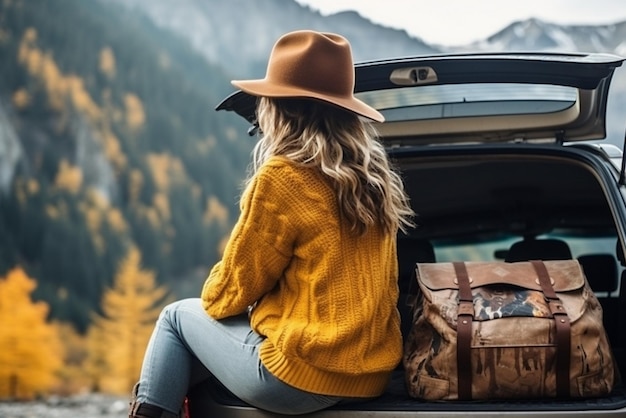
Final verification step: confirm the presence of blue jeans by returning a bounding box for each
[136,298,342,415]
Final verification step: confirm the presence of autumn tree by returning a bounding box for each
[99,46,116,79]
[54,322,92,395]
[87,247,169,394]
[0,267,62,400]
[85,321,108,393]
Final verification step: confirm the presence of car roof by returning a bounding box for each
[216,52,624,145]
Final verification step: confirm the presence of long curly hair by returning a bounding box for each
[245,97,414,235]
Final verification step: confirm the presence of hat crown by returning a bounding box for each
[265,31,354,98]
[230,30,384,122]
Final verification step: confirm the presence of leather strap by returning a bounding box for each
[453,261,474,401]
[531,260,571,398]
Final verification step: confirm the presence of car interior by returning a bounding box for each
[393,142,626,394]
[188,141,626,415]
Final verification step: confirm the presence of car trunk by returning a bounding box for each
[187,143,626,416]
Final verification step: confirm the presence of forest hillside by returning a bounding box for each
[0,0,253,333]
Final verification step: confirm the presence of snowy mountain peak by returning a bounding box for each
[468,18,626,54]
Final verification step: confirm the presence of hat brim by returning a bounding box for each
[231,79,384,123]
[215,90,257,124]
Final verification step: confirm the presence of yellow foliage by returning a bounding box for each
[41,51,66,111]
[124,93,145,131]
[14,178,40,206]
[54,323,91,395]
[85,322,108,393]
[84,206,105,252]
[86,188,109,209]
[225,126,239,142]
[99,46,116,78]
[27,178,39,195]
[84,206,103,232]
[12,88,30,109]
[129,169,144,204]
[0,267,63,400]
[17,30,137,182]
[18,29,102,122]
[121,172,173,232]
[45,200,69,222]
[20,45,43,79]
[103,131,127,171]
[54,159,83,194]
[87,248,170,394]
[146,153,188,193]
[196,135,217,155]
[142,206,161,228]
[67,76,101,121]
[147,153,171,191]
[45,204,60,219]
[107,207,128,234]
[203,196,229,228]
[23,27,37,43]
[153,191,171,221]
[80,189,129,253]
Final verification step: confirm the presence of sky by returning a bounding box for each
[295,0,626,46]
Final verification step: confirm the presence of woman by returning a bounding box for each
[129,29,414,418]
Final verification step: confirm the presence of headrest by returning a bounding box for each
[505,238,572,262]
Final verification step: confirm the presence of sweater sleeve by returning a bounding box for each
[201,164,297,319]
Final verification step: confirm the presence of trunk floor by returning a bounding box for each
[189,369,626,413]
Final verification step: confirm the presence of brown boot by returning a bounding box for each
[129,383,181,418]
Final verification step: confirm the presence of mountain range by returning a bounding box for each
[0,0,624,331]
[474,17,626,55]
[112,0,626,72]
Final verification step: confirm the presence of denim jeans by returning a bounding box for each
[136,298,342,415]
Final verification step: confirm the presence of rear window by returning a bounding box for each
[356,83,578,122]
[433,234,617,262]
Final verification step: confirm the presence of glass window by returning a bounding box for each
[356,84,578,122]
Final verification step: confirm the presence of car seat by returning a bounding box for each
[578,253,619,349]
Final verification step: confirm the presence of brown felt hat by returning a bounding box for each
[231,30,384,123]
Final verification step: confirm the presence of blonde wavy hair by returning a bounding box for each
[245,97,415,235]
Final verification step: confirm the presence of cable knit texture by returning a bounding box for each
[201,156,401,398]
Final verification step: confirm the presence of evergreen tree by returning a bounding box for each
[88,247,169,394]
[0,267,62,400]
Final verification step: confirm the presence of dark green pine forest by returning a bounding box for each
[0,0,254,331]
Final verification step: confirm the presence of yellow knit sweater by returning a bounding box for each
[201,156,401,398]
